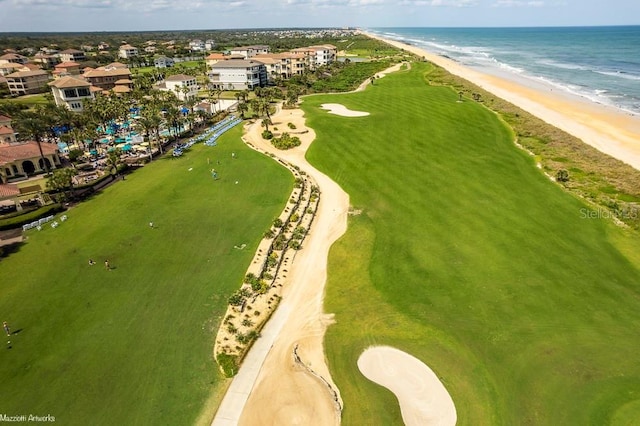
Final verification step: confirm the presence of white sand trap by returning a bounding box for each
[320,103,370,117]
[358,346,457,426]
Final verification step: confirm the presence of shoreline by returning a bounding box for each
[364,31,640,172]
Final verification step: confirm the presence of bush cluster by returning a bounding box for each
[271,132,301,150]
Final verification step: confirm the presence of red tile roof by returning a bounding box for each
[0,142,58,165]
[55,61,81,69]
[0,184,20,198]
[0,126,14,135]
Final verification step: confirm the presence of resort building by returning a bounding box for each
[154,56,175,68]
[118,44,139,59]
[59,49,86,63]
[0,63,25,76]
[48,76,94,112]
[5,70,50,96]
[229,45,270,59]
[155,74,199,101]
[205,53,227,68]
[32,53,59,69]
[83,67,132,91]
[254,52,308,80]
[208,59,267,90]
[0,142,61,183]
[0,53,28,65]
[290,44,337,69]
[53,61,81,77]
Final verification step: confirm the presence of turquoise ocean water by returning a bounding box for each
[369,26,640,115]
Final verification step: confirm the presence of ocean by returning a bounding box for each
[368,26,640,115]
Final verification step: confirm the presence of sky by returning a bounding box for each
[0,0,638,32]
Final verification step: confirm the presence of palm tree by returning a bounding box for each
[138,104,164,156]
[237,101,248,120]
[13,107,52,175]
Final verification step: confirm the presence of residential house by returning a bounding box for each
[0,63,25,77]
[118,44,138,59]
[5,70,50,96]
[39,47,59,55]
[205,53,227,69]
[48,76,94,111]
[194,101,216,114]
[21,64,42,72]
[83,66,131,90]
[208,59,267,90]
[81,45,95,51]
[155,74,199,101]
[33,53,59,69]
[104,62,128,70]
[229,45,270,59]
[98,42,110,51]
[144,46,157,54]
[154,56,175,68]
[53,61,81,78]
[59,49,86,63]
[205,40,217,51]
[189,40,205,52]
[0,53,28,65]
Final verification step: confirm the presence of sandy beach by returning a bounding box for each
[365,32,640,172]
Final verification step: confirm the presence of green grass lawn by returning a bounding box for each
[0,126,292,425]
[303,62,640,425]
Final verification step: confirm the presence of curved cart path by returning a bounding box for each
[212,106,348,426]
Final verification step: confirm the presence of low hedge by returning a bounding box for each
[0,203,65,231]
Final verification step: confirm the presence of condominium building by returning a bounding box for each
[155,74,199,101]
[48,76,94,112]
[208,59,267,90]
[59,49,86,63]
[118,44,139,59]
[83,67,132,90]
[229,45,270,59]
[5,70,49,96]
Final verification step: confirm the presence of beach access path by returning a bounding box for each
[365,32,640,172]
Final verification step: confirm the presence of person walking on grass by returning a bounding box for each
[104,259,111,271]
[3,321,10,337]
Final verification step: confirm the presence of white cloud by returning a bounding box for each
[492,0,544,6]
[399,0,477,6]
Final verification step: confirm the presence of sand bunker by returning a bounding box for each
[321,103,370,117]
[358,346,457,426]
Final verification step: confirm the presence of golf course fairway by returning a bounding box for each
[303,62,640,425]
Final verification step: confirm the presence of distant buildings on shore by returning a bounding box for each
[0,28,353,105]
